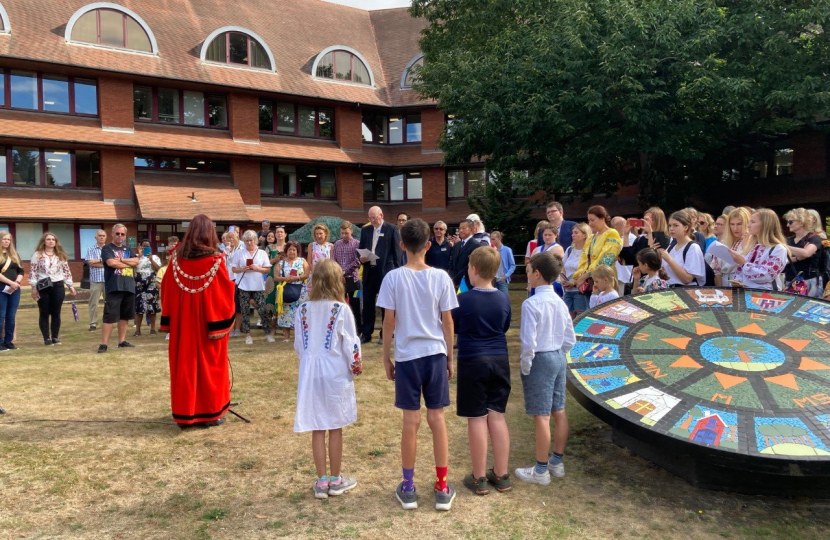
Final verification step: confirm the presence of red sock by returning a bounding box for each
[435,466,448,493]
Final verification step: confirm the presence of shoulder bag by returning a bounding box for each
[578,243,594,295]
[280,260,303,303]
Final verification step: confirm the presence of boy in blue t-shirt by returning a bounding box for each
[452,247,512,495]
[377,219,459,511]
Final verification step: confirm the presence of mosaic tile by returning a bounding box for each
[662,310,722,336]
[633,291,689,312]
[633,354,702,385]
[574,317,628,341]
[794,301,830,325]
[595,300,652,324]
[754,417,830,456]
[670,406,739,450]
[685,288,733,308]
[745,291,793,313]
[571,365,639,395]
[568,342,621,363]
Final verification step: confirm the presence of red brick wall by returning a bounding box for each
[337,166,363,210]
[422,167,446,210]
[100,149,135,201]
[335,105,363,151]
[421,108,445,152]
[232,158,261,207]
[793,131,827,180]
[229,93,260,142]
[98,77,134,130]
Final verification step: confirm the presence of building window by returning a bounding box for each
[68,6,155,54]
[361,113,421,144]
[314,48,372,86]
[0,69,98,116]
[258,100,334,139]
[447,168,488,199]
[362,170,422,201]
[134,155,230,173]
[401,55,424,89]
[203,30,272,70]
[0,3,9,34]
[15,223,43,260]
[260,163,336,199]
[3,147,99,189]
[133,86,227,128]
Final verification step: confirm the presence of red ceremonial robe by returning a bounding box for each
[159,253,235,425]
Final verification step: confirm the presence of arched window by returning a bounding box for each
[401,54,424,89]
[66,3,157,54]
[0,3,11,34]
[313,46,374,86]
[201,27,274,71]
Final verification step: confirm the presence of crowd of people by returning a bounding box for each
[1,201,830,511]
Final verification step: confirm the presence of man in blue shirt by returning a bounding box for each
[491,231,515,296]
[425,220,451,271]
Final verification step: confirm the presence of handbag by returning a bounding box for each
[280,261,303,303]
[578,245,594,295]
[785,272,810,296]
[36,277,52,291]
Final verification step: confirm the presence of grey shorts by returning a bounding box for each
[521,350,567,415]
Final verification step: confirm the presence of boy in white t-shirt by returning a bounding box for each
[377,218,459,512]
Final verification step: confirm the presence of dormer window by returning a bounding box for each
[66,4,156,54]
[313,46,374,87]
[401,55,424,89]
[202,28,274,71]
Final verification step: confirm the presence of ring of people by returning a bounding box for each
[567,287,830,463]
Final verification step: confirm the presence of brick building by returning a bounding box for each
[0,0,486,281]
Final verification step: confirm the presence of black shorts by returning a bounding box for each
[394,353,450,410]
[456,355,511,417]
[103,291,136,323]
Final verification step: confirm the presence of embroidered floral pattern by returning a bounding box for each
[351,343,363,376]
[300,303,309,350]
[740,244,786,286]
[324,303,342,350]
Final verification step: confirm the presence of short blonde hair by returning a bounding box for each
[469,247,501,280]
[312,223,330,241]
[783,207,811,228]
[340,221,353,230]
[592,264,618,290]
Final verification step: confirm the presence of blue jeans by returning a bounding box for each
[0,288,21,345]
[495,280,509,295]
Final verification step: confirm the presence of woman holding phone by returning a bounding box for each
[230,230,273,345]
[620,207,668,265]
[134,239,161,336]
[276,241,309,341]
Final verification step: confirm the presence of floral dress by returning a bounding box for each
[265,245,283,315]
[277,258,308,329]
[135,255,161,315]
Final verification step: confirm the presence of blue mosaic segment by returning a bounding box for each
[569,342,621,363]
[574,317,628,341]
[754,417,830,456]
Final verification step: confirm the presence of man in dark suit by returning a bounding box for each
[358,206,402,343]
[448,219,484,290]
[546,201,576,250]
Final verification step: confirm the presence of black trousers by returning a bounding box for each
[37,284,65,341]
[361,267,383,338]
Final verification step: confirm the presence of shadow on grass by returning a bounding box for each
[0,414,185,442]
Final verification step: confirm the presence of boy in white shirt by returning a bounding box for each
[377,218,459,511]
[515,251,576,485]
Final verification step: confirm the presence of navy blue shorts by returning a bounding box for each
[395,353,451,410]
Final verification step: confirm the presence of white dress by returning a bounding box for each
[293,300,362,432]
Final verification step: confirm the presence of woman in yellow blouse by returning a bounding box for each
[574,205,623,289]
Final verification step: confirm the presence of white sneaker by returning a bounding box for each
[165,333,170,341]
[548,460,565,478]
[514,465,551,486]
[245,336,253,345]
[265,334,276,343]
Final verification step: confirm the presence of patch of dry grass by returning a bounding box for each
[1,294,829,539]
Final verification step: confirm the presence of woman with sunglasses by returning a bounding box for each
[425,221,451,270]
[783,208,823,297]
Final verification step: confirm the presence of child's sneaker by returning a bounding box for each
[395,482,418,510]
[485,469,513,493]
[245,335,253,345]
[514,465,551,486]
[313,479,329,499]
[327,476,357,496]
[433,484,456,511]
[462,474,490,496]
[548,460,565,478]
[265,334,276,344]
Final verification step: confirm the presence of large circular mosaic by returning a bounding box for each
[566,287,830,495]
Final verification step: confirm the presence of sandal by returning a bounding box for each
[134,330,141,337]
[149,329,157,335]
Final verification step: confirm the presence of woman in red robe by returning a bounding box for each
[160,215,235,428]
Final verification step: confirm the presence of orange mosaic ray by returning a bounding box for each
[670,355,702,369]
[695,323,721,335]
[765,373,799,391]
[779,338,810,352]
[715,372,748,390]
[736,323,766,336]
[799,357,830,371]
[661,337,691,349]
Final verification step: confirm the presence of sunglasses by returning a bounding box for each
[786,220,796,225]
[114,232,126,236]
[434,228,446,231]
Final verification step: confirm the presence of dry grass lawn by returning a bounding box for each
[2,292,829,540]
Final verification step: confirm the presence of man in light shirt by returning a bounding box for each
[85,229,107,331]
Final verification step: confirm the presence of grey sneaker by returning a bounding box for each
[434,484,456,511]
[514,465,551,486]
[548,460,565,478]
[395,482,417,510]
[327,476,357,496]
[313,480,329,500]
[485,469,513,493]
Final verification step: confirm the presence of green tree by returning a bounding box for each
[411,0,830,207]
[466,171,532,249]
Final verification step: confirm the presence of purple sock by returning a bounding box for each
[402,467,415,492]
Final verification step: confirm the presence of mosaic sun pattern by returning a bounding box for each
[566,288,830,460]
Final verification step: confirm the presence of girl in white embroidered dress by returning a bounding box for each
[730,209,790,290]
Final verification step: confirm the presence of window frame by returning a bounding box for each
[133,85,228,129]
[259,162,337,200]
[0,69,98,117]
[65,4,157,55]
[312,46,374,87]
[4,147,100,190]
[400,54,424,89]
[361,111,422,145]
[446,168,488,200]
[201,27,275,72]
[258,100,334,139]
[134,154,231,174]
[2,222,104,262]
[362,170,423,202]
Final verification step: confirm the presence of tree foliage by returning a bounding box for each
[410,0,830,207]
[466,171,532,249]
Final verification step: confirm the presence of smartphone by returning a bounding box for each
[652,231,669,250]
[143,246,151,256]
[246,258,254,266]
[628,218,644,228]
